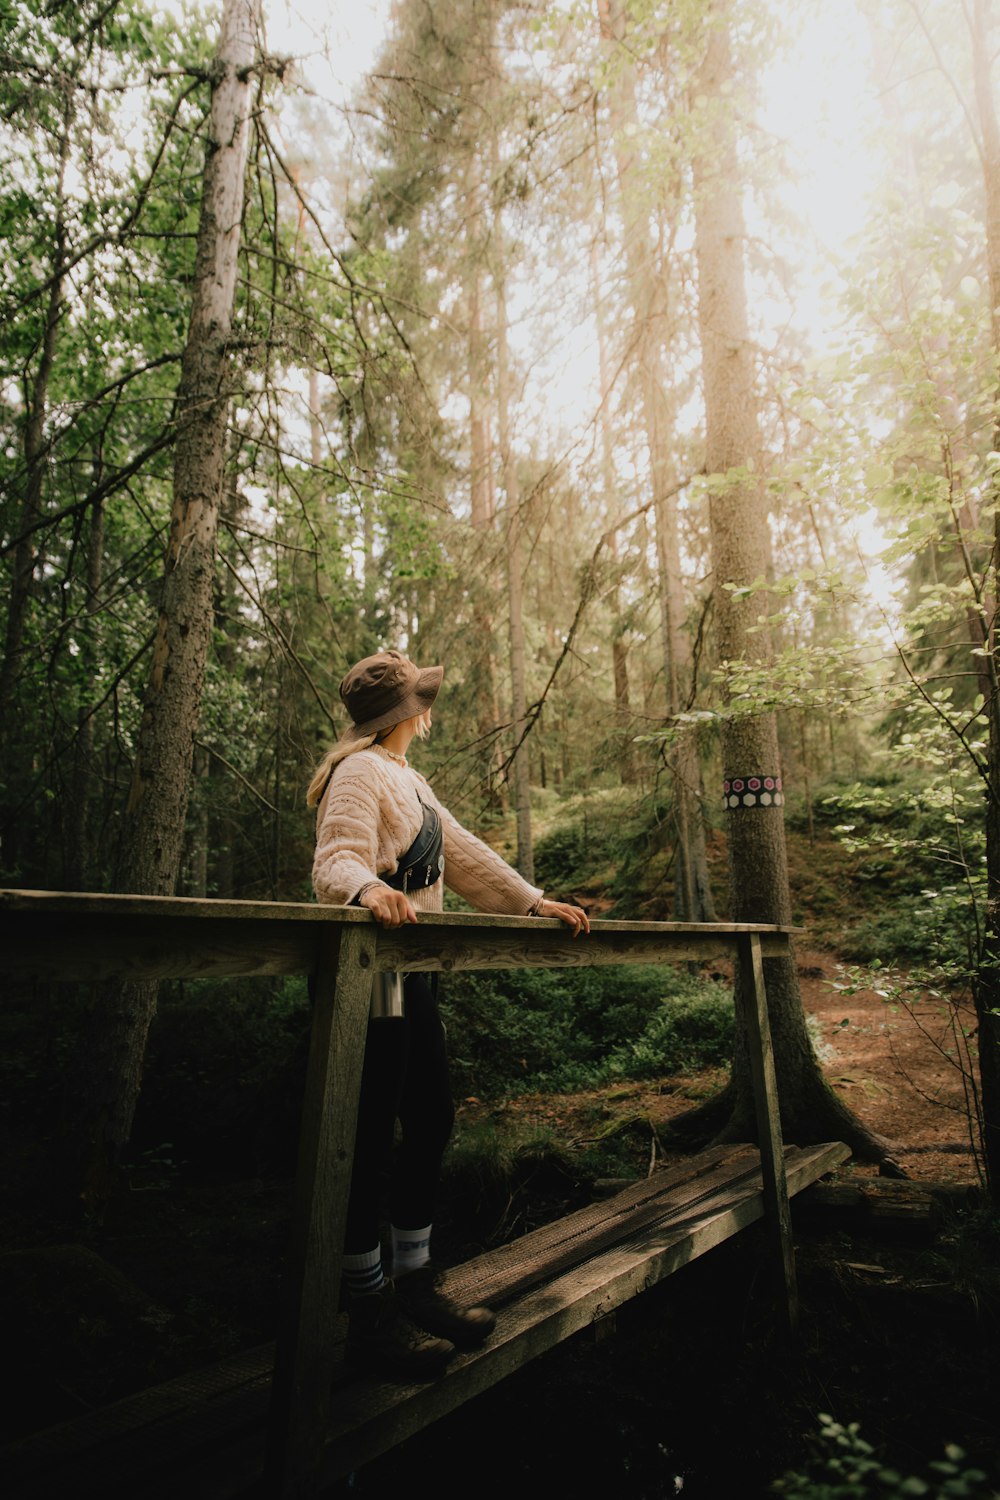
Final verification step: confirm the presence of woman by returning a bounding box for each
[308,649,589,1377]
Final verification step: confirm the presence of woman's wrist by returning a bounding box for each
[354,880,387,907]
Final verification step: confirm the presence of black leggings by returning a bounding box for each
[343,972,455,1255]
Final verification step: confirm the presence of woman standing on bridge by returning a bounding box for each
[308,649,589,1378]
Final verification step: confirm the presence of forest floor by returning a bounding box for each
[2,942,998,1498]
[456,943,982,1190]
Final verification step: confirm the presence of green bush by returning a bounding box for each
[599,988,735,1081]
[800,768,987,975]
[772,1415,995,1499]
[440,965,733,1098]
[839,884,979,972]
[126,964,734,1159]
[531,790,686,917]
[533,795,652,894]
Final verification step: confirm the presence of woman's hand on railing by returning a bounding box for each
[359,886,418,928]
[536,898,590,937]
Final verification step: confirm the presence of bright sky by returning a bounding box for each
[255,0,887,393]
[147,0,898,404]
[264,0,885,256]
[256,0,900,591]
[263,0,389,102]
[161,0,899,606]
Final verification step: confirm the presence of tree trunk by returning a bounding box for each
[65,485,105,890]
[496,269,534,881]
[685,2,896,1164]
[591,238,638,786]
[653,481,718,922]
[466,154,505,810]
[487,43,534,881]
[970,0,1000,1198]
[596,0,715,914]
[68,0,260,1211]
[187,745,209,898]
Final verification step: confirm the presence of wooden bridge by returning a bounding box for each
[0,890,849,1498]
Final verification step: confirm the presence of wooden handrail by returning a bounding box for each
[0,889,802,1499]
[0,888,801,981]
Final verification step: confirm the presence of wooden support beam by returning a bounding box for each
[371,923,793,973]
[265,922,376,1499]
[738,932,798,1332]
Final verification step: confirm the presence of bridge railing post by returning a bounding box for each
[737,931,798,1332]
[265,920,377,1498]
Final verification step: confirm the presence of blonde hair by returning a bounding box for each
[305,710,432,809]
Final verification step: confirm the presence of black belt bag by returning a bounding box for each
[383,796,445,894]
[370,798,444,1021]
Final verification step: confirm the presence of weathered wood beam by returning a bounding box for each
[739,931,798,1331]
[0,890,799,984]
[0,890,803,931]
[371,925,793,973]
[265,922,376,1499]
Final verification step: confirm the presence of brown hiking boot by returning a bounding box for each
[395,1264,496,1349]
[346,1280,456,1378]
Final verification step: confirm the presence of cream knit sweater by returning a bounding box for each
[313,743,543,916]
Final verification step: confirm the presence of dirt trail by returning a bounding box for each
[468,945,982,1187]
[794,945,979,1183]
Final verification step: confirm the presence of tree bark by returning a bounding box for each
[591,238,638,786]
[685,2,896,1164]
[596,0,715,915]
[970,0,1000,1198]
[65,485,105,890]
[487,37,534,880]
[466,151,505,810]
[68,0,260,1210]
[496,267,534,881]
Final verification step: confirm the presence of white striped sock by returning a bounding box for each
[342,1246,385,1297]
[391,1223,432,1276]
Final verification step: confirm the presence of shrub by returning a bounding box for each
[806,766,986,976]
[838,885,979,972]
[533,794,653,894]
[531,790,686,917]
[440,965,734,1098]
[772,1414,994,1499]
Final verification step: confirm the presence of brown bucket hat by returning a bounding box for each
[339,649,443,740]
